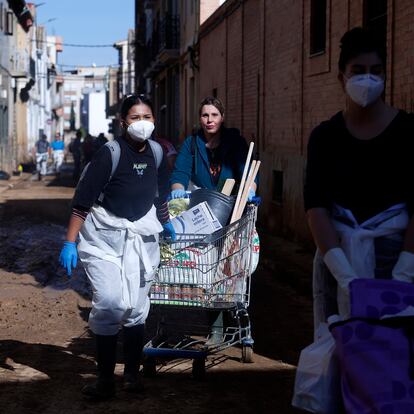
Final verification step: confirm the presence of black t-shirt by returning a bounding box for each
[73,137,170,222]
[304,110,414,223]
[36,139,49,153]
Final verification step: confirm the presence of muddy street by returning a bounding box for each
[0,172,314,414]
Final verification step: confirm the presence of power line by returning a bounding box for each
[30,70,137,82]
[31,39,136,48]
[56,63,120,68]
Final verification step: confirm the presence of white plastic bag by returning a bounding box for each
[291,324,342,413]
[250,228,260,273]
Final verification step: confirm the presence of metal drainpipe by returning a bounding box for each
[241,0,244,134]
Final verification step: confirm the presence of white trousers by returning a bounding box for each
[36,152,48,176]
[78,205,162,335]
[83,234,159,335]
[53,150,64,173]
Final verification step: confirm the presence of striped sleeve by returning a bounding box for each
[72,206,89,221]
[155,201,169,224]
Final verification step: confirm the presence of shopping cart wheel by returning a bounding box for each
[241,345,254,363]
[143,357,157,377]
[192,358,206,379]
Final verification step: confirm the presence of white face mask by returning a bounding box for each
[127,120,155,142]
[345,74,384,108]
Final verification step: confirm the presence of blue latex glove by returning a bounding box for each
[59,241,78,276]
[162,221,176,241]
[247,188,256,202]
[170,188,188,199]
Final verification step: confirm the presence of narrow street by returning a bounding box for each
[0,167,314,414]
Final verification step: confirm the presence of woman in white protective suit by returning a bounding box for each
[58,95,175,400]
[304,27,414,334]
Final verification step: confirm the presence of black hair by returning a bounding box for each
[120,94,154,119]
[199,96,225,116]
[338,27,386,72]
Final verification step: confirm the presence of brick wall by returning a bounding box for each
[199,0,412,242]
[199,20,227,100]
[224,6,243,128]
[390,0,414,112]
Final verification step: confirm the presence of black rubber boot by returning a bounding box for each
[122,324,145,393]
[206,311,224,346]
[82,334,118,400]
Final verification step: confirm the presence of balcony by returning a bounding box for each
[144,14,180,78]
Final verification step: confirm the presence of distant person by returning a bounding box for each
[51,132,65,178]
[93,132,108,154]
[156,136,177,171]
[82,134,95,167]
[33,134,50,181]
[69,130,82,183]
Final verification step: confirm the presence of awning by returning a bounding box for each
[7,0,33,32]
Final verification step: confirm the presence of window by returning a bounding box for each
[272,170,283,204]
[5,10,13,36]
[310,0,327,55]
[364,0,387,63]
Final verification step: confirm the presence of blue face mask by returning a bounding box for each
[345,74,384,108]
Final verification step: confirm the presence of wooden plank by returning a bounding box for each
[221,178,235,196]
[230,142,254,224]
[234,160,261,221]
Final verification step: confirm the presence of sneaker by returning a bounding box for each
[123,373,145,393]
[81,379,115,400]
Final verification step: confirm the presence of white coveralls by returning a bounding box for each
[313,203,409,332]
[78,204,163,336]
[53,150,64,173]
[36,152,48,176]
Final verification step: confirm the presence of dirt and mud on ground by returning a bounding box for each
[0,170,314,413]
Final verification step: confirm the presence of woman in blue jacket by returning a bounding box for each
[170,97,256,345]
[170,96,256,199]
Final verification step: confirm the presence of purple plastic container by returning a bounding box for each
[330,279,414,413]
[350,278,414,318]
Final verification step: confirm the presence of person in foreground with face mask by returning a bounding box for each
[304,27,414,333]
[58,95,174,400]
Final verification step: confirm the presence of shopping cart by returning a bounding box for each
[143,204,258,379]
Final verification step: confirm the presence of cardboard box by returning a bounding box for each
[171,201,222,235]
